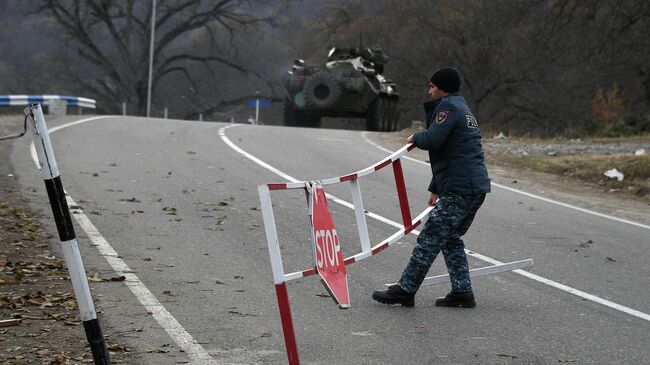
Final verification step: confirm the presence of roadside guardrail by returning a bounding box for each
[0,95,96,109]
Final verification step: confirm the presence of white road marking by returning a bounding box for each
[221,124,650,322]
[360,132,650,230]
[30,116,216,363]
[316,137,349,142]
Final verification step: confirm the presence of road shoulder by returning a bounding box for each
[373,129,650,226]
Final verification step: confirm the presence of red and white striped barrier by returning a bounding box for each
[258,142,431,365]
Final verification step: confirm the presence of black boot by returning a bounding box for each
[435,291,476,308]
[372,285,415,307]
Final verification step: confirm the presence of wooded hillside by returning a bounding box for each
[1,0,648,137]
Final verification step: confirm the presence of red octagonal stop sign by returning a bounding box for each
[311,185,349,309]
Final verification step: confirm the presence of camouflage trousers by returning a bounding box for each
[398,192,486,294]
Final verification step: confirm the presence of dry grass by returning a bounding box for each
[391,122,650,201]
[492,153,650,200]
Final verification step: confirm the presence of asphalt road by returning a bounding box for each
[8,116,650,364]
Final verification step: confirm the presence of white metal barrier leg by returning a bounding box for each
[258,185,300,364]
[349,179,371,254]
[385,259,534,287]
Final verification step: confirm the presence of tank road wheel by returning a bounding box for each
[285,99,322,128]
[392,107,401,131]
[300,113,322,128]
[303,72,342,109]
[379,101,389,131]
[309,114,322,128]
[387,98,399,131]
[384,99,393,131]
[366,96,387,131]
[383,98,396,131]
[283,98,299,127]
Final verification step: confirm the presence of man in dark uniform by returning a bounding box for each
[372,67,490,308]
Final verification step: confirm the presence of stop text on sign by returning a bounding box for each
[310,184,349,308]
[315,229,341,269]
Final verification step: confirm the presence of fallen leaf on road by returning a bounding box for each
[578,239,593,248]
[249,332,272,341]
[61,299,77,310]
[88,273,103,282]
[496,354,518,359]
[49,313,67,320]
[146,348,170,353]
[228,310,258,317]
[107,342,129,352]
[162,207,177,215]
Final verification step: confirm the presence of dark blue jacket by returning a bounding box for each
[412,93,491,195]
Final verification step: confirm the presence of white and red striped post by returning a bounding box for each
[25,104,110,365]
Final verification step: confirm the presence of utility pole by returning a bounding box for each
[146,0,157,118]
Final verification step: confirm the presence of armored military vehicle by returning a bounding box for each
[282,46,400,131]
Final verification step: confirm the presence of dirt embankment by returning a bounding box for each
[483,138,650,202]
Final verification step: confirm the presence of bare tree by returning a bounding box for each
[39,0,277,115]
[32,0,648,133]
[298,0,649,136]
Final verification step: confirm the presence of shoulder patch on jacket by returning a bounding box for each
[435,111,450,124]
[466,114,479,128]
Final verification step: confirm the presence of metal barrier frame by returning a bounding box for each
[258,143,432,364]
[258,142,533,364]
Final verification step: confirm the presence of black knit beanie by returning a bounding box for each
[430,67,461,93]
